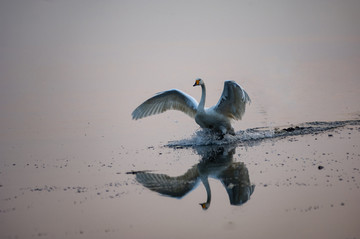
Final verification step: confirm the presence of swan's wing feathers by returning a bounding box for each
[214,81,251,120]
[132,89,198,120]
[218,162,255,205]
[135,167,199,198]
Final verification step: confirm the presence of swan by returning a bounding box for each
[132,78,251,136]
[134,145,255,210]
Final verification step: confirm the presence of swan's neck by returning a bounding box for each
[201,176,211,205]
[198,84,206,111]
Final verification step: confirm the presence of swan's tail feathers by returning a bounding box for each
[131,89,198,120]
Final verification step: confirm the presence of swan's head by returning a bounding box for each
[199,202,210,210]
[193,78,204,87]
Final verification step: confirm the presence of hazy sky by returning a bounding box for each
[1,0,360,142]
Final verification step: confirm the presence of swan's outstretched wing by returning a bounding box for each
[132,89,198,120]
[213,81,251,120]
[135,166,200,198]
[218,162,255,205]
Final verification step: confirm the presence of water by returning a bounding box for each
[167,120,360,147]
[1,1,360,238]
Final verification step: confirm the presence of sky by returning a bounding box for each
[1,0,360,144]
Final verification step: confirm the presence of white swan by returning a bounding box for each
[134,145,255,210]
[132,78,251,135]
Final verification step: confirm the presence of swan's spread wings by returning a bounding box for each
[135,167,200,198]
[213,81,251,120]
[218,162,255,205]
[132,89,198,120]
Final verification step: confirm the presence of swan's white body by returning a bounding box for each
[132,79,251,135]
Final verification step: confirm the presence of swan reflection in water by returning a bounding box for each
[134,145,255,210]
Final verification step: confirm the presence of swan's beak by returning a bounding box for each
[193,79,200,87]
[199,203,209,210]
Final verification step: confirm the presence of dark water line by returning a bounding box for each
[167,119,360,148]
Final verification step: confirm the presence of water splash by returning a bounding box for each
[166,119,360,148]
[167,128,275,147]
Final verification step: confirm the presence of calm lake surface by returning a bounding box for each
[1,1,360,238]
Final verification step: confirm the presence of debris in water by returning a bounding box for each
[126,170,153,175]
